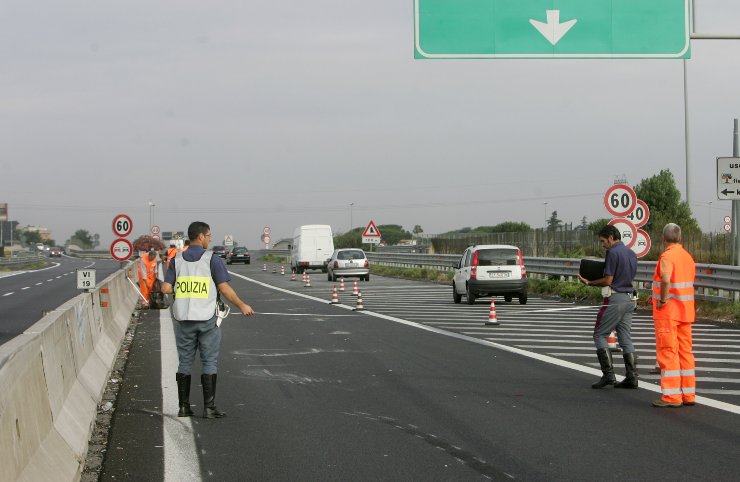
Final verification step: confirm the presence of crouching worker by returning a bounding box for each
[578,225,638,389]
[161,221,255,419]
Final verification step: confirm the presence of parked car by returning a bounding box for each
[226,246,250,265]
[49,247,63,257]
[327,249,370,281]
[211,245,228,258]
[452,244,528,305]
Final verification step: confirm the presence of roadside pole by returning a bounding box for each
[734,119,739,266]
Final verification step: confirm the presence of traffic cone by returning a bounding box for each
[339,278,345,291]
[302,272,307,284]
[352,280,359,296]
[272,265,277,274]
[354,291,364,311]
[608,330,620,351]
[280,265,285,275]
[330,286,339,304]
[304,274,311,287]
[262,264,267,271]
[485,298,499,325]
[290,272,296,281]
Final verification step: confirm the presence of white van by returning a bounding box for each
[291,225,334,273]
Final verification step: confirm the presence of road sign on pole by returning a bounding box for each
[604,184,637,218]
[151,225,161,235]
[717,157,740,200]
[362,221,381,245]
[414,0,690,59]
[76,268,96,291]
[630,229,651,258]
[608,218,637,249]
[110,238,133,261]
[112,214,133,237]
[625,199,650,228]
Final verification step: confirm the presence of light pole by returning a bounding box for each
[148,200,156,232]
[708,201,712,234]
[543,202,548,229]
[349,203,354,232]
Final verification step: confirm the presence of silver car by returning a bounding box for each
[327,249,370,282]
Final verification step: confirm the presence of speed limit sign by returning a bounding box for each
[608,218,638,249]
[112,214,133,237]
[625,199,650,228]
[604,184,637,217]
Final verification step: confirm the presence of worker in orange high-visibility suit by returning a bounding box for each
[652,223,696,408]
[166,243,179,271]
[137,250,158,307]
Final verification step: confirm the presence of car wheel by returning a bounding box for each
[246,260,250,265]
[227,261,232,265]
[365,274,370,282]
[504,295,512,303]
[519,292,528,305]
[452,283,462,304]
[466,284,476,305]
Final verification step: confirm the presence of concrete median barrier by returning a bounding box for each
[0,267,138,481]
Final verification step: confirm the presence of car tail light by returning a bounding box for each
[471,251,479,279]
[364,259,369,268]
[518,248,527,278]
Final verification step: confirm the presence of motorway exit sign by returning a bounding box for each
[414,0,690,59]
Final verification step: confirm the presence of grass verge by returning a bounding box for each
[260,254,288,263]
[370,265,740,325]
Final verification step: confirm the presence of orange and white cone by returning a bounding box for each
[352,280,359,296]
[262,264,267,271]
[272,265,277,274]
[330,286,339,304]
[290,272,296,281]
[608,330,620,351]
[354,291,364,311]
[302,272,307,284]
[486,298,499,325]
[304,274,311,288]
[280,265,285,275]
[339,278,345,291]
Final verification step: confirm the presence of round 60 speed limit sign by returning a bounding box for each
[112,214,133,237]
[604,184,637,217]
[608,218,638,249]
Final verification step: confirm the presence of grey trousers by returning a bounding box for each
[175,315,221,374]
[593,292,636,353]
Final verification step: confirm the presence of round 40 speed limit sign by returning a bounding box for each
[112,214,133,237]
[625,199,650,228]
[604,184,637,218]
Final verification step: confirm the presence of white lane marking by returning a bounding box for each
[252,312,355,317]
[56,276,63,279]
[0,261,61,279]
[35,282,43,286]
[47,279,53,282]
[21,287,30,290]
[233,273,740,416]
[160,310,202,481]
[3,292,14,297]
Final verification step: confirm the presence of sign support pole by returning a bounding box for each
[734,119,739,266]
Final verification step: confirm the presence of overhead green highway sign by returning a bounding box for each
[414,0,691,59]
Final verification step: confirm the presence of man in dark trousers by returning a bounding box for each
[161,221,255,418]
[578,224,638,389]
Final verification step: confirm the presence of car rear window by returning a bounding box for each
[476,248,519,266]
[233,247,247,253]
[337,250,365,260]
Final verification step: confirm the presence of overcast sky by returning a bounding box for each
[2,1,740,248]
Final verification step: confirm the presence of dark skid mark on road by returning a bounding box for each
[344,411,515,480]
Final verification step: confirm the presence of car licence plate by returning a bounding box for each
[347,263,357,268]
[489,272,510,278]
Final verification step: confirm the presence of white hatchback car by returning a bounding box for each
[327,249,370,282]
[452,244,528,305]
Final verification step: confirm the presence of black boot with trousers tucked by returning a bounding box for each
[202,373,227,419]
[614,352,639,389]
[592,348,616,389]
[176,373,194,417]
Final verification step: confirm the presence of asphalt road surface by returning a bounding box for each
[0,255,121,345]
[100,262,740,481]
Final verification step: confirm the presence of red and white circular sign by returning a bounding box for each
[110,238,133,261]
[112,214,133,237]
[724,215,731,224]
[151,225,161,235]
[604,184,637,217]
[263,235,271,245]
[625,199,650,228]
[263,226,271,235]
[152,234,161,241]
[630,229,651,258]
[608,218,637,249]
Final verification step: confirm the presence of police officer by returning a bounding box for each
[161,221,255,419]
[651,223,696,408]
[578,225,638,389]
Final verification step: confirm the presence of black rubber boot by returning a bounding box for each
[176,373,194,417]
[614,352,639,389]
[202,374,227,419]
[592,348,616,389]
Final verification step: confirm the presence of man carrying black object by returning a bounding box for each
[161,221,255,419]
[578,225,638,389]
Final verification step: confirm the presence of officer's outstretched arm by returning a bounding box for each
[217,282,255,316]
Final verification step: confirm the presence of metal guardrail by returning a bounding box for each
[366,252,740,303]
[0,253,46,268]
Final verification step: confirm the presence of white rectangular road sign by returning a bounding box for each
[76,269,96,290]
[362,236,381,245]
[717,157,740,200]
